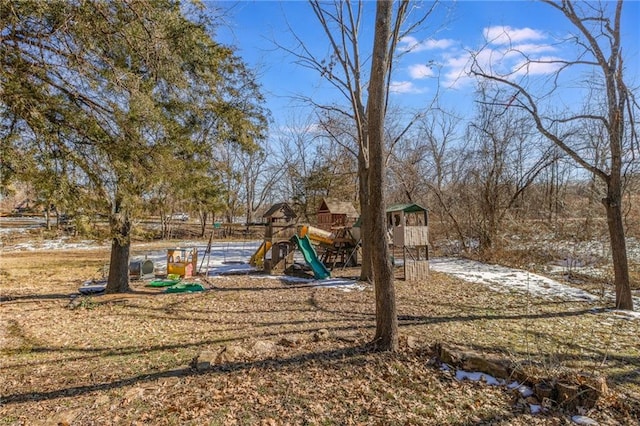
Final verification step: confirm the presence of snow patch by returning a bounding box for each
[507,381,534,397]
[430,257,599,302]
[571,415,599,425]
[455,370,504,386]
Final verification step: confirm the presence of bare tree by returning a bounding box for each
[416,109,471,251]
[272,115,321,219]
[470,0,637,310]
[281,0,437,282]
[467,83,556,252]
[216,140,243,223]
[368,0,397,351]
[238,140,286,224]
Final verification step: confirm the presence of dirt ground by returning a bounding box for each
[1,243,639,425]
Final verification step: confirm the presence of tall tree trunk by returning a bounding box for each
[604,179,633,310]
[368,0,397,351]
[105,211,131,293]
[44,205,51,231]
[200,211,208,238]
[358,152,373,282]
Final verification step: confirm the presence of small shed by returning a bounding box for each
[317,198,359,231]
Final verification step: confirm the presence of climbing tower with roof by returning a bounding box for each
[386,203,429,281]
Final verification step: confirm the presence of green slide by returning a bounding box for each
[293,235,331,280]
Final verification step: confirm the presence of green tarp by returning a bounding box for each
[164,283,206,293]
[148,279,181,287]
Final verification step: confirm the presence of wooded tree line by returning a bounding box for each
[1,1,637,346]
[269,0,637,321]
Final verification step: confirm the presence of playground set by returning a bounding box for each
[249,199,430,281]
[77,198,429,296]
[248,201,360,279]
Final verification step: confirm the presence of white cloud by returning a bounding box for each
[511,43,557,55]
[483,26,546,45]
[441,52,475,89]
[512,56,565,76]
[408,64,435,79]
[389,80,426,94]
[399,26,560,91]
[399,36,456,52]
[450,44,563,82]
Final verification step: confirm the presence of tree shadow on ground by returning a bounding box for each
[0,293,70,303]
[0,322,373,371]
[1,344,373,405]
[397,307,599,326]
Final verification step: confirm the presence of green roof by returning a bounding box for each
[386,203,428,213]
[352,203,427,227]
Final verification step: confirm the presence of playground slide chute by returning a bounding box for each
[299,225,334,245]
[250,241,271,267]
[293,235,331,280]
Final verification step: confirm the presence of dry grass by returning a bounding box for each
[1,244,639,425]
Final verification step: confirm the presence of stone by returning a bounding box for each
[556,382,580,410]
[190,350,219,371]
[313,329,330,342]
[216,345,248,363]
[462,355,510,379]
[435,343,462,365]
[534,381,555,400]
[252,340,276,355]
[278,336,303,347]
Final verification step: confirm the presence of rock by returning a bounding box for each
[462,355,510,379]
[252,340,276,355]
[215,345,248,363]
[190,350,219,371]
[435,342,463,365]
[556,382,580,410]
[313,329,330,342]
[534,381,555,400]
[278,336,303,347]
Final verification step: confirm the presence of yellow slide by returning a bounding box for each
[250,241,271,267]
[299,225,334,245]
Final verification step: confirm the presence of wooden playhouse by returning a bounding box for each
[261,203,298,275]
[316,198,359,232]
[386,203,429,281]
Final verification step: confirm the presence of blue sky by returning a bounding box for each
[212,1,640,137]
